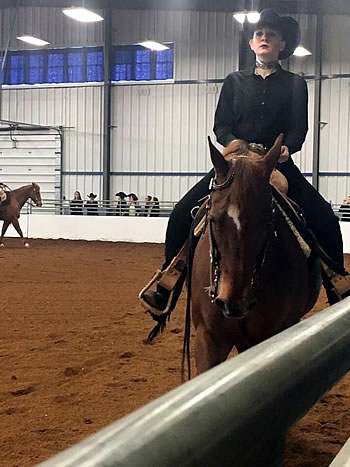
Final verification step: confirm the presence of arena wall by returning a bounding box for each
[4,215,350,253]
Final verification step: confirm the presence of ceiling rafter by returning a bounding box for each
[0,0,349,15]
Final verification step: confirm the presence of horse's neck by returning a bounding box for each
[14,186,32,207]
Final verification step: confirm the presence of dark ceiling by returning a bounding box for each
[0,0,349,15]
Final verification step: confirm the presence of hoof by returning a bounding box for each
[0,243,4,248]
[24,242,30,248]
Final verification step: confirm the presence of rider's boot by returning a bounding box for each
[142,285,170,312]
[314,219,350,304]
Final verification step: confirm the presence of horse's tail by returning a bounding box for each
[181,221,197,382]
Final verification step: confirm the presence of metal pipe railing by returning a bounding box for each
[26,199,178,217]
[25,199,345,219]
[39,298,350,467]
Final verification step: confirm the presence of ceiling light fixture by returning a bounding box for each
[17,35,50,46]
[138,41,169,51]
[233,12,261,24]
[233,13,246,24]
[293,46,312,57]
[246,12,260,23]
[62,7,103,23]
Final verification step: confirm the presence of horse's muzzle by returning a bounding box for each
[215,298,247,319]
[215,296,256,319]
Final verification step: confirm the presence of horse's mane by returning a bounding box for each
[13,184,38,193]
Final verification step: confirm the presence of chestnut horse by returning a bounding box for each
[190,135,321,374]
[0,183,42,247]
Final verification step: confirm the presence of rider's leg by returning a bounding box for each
[279,159,349,301]
[142,169,214,312]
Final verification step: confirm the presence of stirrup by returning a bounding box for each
[138,270,175,317]
[327,272,350,301]
[322,262,350,301]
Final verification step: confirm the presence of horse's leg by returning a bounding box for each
[0,220,10,247]
[195,324,233,374]
[11,218,29,248]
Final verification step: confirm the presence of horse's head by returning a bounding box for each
[207,134,283,319]
[30,183,42,207]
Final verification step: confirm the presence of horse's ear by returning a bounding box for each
[208,136,228,178]
[264,134,284,173]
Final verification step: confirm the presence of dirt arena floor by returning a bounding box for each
[0,239,349,467]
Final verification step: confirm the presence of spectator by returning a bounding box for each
[115,191,128,216]
[128,193,141,216]
[144,195,152,216]
[149,196,160,217]
[70,191,83,215]
[85,192,98,216]
[339,196,350,222]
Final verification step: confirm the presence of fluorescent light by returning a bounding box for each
[138,41,169,51]
[247,12,260,23]
[233,13,246,24]
[62,7,103,23]
[17,35,50,46]
[293,46,312,57]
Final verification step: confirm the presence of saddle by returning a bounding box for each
[0,191,10,207]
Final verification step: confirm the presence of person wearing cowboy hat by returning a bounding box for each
[115,191,128,216]
[85,192,98,216]
[141,9,350,317]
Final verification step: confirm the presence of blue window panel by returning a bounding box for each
[86,51,103,82]
[0,57,3,84]
[135,63,150,80]
[113,49,132,81]
[10,55,25,84]
[48,53,64,83]
[114,64,132,81]
[135,49,150,80]
[28,54,44,84]
[113,44,173,82]
[156,49,173,80]
[68,52,83,82]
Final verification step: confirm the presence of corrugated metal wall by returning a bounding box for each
[0,8,349,203]
[1,85,104,197]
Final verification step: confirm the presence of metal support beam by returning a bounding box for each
[312,13,323,190]
[40,298,350,467]
[102,2,112,201]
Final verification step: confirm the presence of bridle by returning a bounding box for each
[206,156,276,305]
[29,186,41,207]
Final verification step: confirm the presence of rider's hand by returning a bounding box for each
[279,145,290,163]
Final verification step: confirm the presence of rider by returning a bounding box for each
[0,183,8,204]
[141,9,350,315]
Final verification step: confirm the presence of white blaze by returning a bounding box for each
[227,204,241,233]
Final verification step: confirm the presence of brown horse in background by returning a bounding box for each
[190,135,321,374]
[0,183,42,248]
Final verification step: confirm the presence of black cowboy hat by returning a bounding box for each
[251,9,301,60]
[88,192,97,198]
[115,191,127,198]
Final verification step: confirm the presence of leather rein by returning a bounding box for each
[206,156,277,304]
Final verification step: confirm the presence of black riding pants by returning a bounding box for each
[162,158,344,270]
